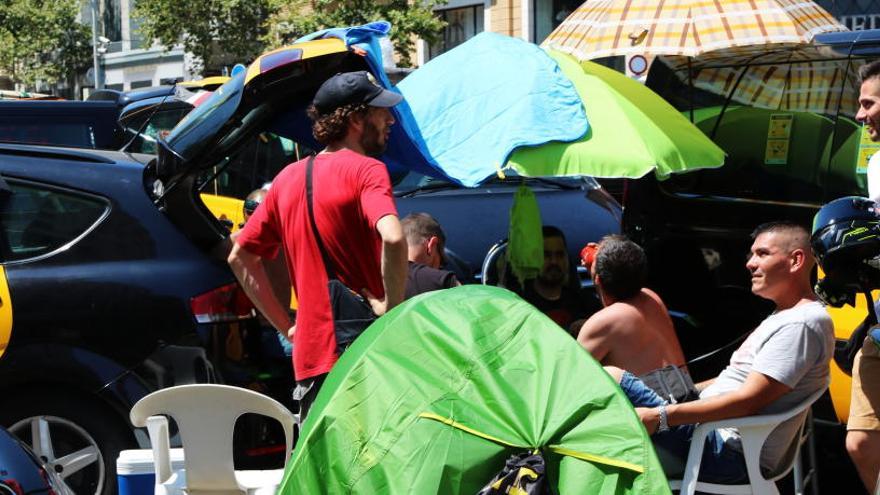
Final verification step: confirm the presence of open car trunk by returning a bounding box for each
[151,40,372,253]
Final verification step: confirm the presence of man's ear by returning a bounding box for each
[426,235,439,255]
[348,111,366,132]
[790,248,806,272]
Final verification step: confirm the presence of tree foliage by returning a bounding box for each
[0,0,91,89]
[133,0,273,74]
[264,0,447,67]
[132,0,446,72]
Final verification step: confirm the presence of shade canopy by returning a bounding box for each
[394,32,589,187]
[541,0,846,61]
[279,285,670,494]
[507,50,725,180]
[660,44,860,117]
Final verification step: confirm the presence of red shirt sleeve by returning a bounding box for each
[359,159,398,228]
[235,186,282,259]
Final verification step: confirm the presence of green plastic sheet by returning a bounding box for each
[507,183,544,286]
[507,50,725,180]
[279,285,670,494]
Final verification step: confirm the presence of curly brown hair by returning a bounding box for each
[307,103,370,145]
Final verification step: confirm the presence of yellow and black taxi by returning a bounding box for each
[619,28,880,491]
[0,37,375,495]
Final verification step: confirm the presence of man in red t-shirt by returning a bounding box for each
[228,71,408,421]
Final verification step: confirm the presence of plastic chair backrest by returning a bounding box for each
[130,384,295,494]
[672,385,826,495]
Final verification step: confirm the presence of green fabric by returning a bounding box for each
[279,285,670,495]
[507,183,544,285]
[507,50,725,180]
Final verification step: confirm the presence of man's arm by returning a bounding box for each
[638,371,792,434]
[695,378,716,391]
[576,311,614,362]
[363,214,407,316]
[228,242,294,337]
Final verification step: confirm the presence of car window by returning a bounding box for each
[647,55,875,204]
[123,107,192,154]
[0,181,107,263]
[197,132,302,199]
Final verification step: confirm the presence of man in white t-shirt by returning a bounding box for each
[615,221,833,482]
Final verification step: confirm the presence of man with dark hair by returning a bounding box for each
[522,225,597,333]
[228,71,408,422]
[402,213,459,299]
[610,222,833,483]
[849,58,880,492]
[576,235,688,377]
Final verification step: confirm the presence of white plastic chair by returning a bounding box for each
[669,386,825,495]
[129,384,296,495]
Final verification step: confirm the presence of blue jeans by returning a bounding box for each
[619,372,749,484]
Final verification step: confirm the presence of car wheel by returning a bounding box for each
[0,390,135,495]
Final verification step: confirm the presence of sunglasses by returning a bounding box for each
[244,199,261,215]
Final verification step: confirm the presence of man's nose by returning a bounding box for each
[746,256,757,271]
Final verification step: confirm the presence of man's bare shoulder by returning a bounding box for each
[580,303,640,336]
[640,288,668,309]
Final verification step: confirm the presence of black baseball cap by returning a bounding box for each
[312,71,403,115]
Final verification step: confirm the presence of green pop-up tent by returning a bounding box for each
[279,285,670,494]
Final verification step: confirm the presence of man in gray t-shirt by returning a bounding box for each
[700,300,833,473]
[630,221,834,481]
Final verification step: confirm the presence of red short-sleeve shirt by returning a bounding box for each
[236,150,397,379]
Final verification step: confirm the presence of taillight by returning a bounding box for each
[190,283,255,323]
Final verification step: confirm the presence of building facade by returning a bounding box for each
[419,0,880,65]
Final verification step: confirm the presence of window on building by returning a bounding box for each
[0,181,107,263]
[105,83,124,91]
[130,80,152,89]
[128,0,144,49]
[533,0,582,44]
[428,5,484,61]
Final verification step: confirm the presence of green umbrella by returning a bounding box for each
[507,50,725,180]
[279,285,670,494]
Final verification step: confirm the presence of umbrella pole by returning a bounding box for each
[709,65,749,140]
[688,58,694,123]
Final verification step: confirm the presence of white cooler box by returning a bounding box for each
[117,448,186,495]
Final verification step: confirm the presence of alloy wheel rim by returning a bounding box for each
[9,415,104,495]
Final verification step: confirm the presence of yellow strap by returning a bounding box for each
[418,412,521,448]
[547,445,644,474]
[417,412,645,474]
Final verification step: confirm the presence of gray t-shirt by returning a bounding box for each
[701,300,834,473]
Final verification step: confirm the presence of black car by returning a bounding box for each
[0,36,623,495]
[0,144,290,495]
[0,101,122,149]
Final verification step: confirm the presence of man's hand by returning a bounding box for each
[637,407,659,435]
[374,215,407,313]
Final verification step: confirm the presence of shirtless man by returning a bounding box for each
[576,234,687,376]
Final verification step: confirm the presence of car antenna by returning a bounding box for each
[121,81,179,154]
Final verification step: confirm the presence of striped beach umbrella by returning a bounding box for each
[542,0,846,61]
[663,52,860,116]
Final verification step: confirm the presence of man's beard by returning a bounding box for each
[360,120,387,157]
[538,266,567,286]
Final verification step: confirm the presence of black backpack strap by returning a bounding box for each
[305,155,337,280]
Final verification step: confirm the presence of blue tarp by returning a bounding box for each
[298,24,589,187]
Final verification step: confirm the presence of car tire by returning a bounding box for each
[0,388,135,495]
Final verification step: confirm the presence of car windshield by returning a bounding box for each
[164,70,246,162]
[646,44,874,204]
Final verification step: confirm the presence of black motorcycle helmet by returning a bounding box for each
[811,196,880,305]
